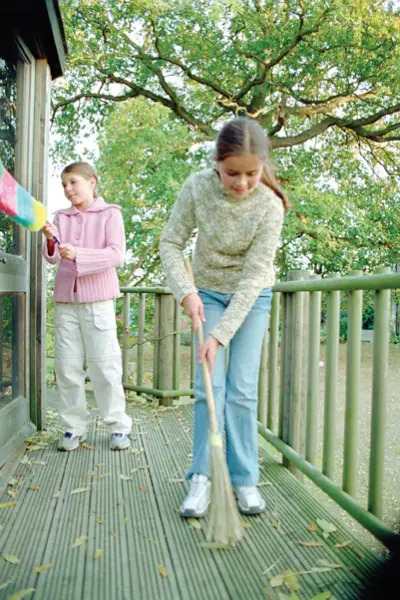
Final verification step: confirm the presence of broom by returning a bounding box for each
[184,259,243,547]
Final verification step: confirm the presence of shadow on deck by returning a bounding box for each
[0,401,381,600]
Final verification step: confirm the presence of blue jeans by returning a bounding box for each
[186,287,272,487]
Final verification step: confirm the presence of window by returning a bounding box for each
[0,57,17,254]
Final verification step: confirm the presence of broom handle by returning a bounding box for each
[184,259,219,435]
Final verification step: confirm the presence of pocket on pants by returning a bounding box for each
[92,300,116,331]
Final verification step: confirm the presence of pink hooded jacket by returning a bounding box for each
[43,197,125,303]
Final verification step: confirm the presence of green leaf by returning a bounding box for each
[309,592,332,600]
[2,554,20,565]
[72,535,88,548]
[187,518,202,530]
[7,589,35,600]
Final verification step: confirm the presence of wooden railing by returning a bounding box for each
[120,268,400,547]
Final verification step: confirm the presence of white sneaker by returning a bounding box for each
[58,432,86,452]
[235,486,266,515]
[180,474,211,518]
[110,433,131,451]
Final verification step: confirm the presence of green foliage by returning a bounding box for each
[96,98,206,283]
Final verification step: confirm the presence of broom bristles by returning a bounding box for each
[207,432,244,546]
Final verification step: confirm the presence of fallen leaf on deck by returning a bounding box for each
[269,574,284,587]
[72,536,88,548]
[335,541,352,549]
[309,593,332,600]
[33,563,52,574]
[8,589,35,600]
[3,554,20,564]
[94,549,103,560]
[0,580,12,590]
[7,490,18,499]
[187,518,201,530]
[317,559,343,569]
[282,569,300,591]
[316,519,337,539]
[157,564,168,577]
[271,522,280,529]
[307,521,318,532]
[81,442,95,450]
[257,482,273,487]
[95,517,104,525]
[167,478,184,484]
[137,465,149,470]
[0,501,16,509]
[139,485,147,492]
[27,486,39,492]
[70,487,90,495]
[93,473,109,480]
[298,540,324,547]
[239,520,252,529]
[120,474,132,481]
[262,559,279,575]
[32,460,46,466]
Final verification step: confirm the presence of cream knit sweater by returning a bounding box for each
[159,169,284,346]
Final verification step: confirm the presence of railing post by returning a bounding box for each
[323,273,340,480]
[267,291,280,434]
[369,266,390,518]
[288,270,305,477]
[300,271,310,460]
[343,270,363,496]
[122,292,130,387]
[257,328,269,426]
[136,293,146,395]
[153,294,161,390]
[280,270,304,475]
[173,300,181,390]
[157,293,176,407]
[306,274,321,465]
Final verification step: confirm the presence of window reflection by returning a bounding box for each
[0,57,17,254]
[0,294,23,406]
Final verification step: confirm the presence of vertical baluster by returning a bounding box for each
[306,275,321,465]
[343,271,362,496]
[137,293,146,395]
[267,291,280,434]
[369,267,390,518]
[323,274,340,480]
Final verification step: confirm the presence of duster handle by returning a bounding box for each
[184,259,219,435]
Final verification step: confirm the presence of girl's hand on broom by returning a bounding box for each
[182,292,205,331]
[198,335,220,374]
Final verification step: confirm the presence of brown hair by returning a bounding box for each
[215,118,289,211]
[61,162,99,198]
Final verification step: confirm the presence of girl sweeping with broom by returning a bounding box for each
[160,117,288,533]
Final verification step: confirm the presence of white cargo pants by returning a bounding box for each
[55,299,132,436]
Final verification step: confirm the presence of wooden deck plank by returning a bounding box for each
[0,402,382,600]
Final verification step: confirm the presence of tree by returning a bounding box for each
[96,97,206,284]
[53,0,400,280]
[55,0,400,162]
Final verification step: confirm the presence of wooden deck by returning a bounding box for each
[0,401,381,600]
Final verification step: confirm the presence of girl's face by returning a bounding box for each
[61,172,96,210]
[217,153,263,197]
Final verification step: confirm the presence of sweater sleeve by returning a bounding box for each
[74,208,126,276]
[211,195,284,346]
[159,176,197,302]
[42,213,60,265]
